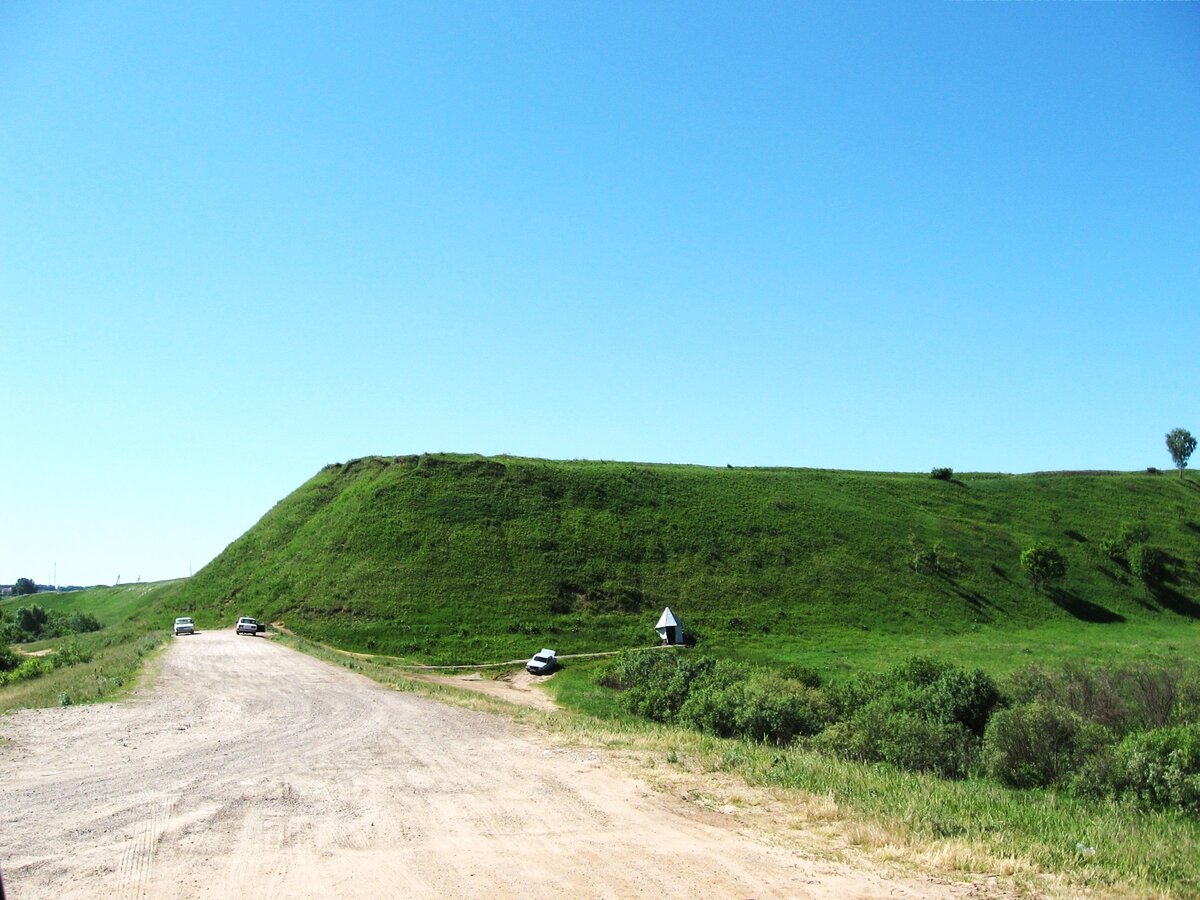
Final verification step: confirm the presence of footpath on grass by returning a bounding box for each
[269,622,659,669]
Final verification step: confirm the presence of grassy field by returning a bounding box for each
[160,454,1200,672]
[7,454,1200,895]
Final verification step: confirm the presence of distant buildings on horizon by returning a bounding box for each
[0,584,91,596]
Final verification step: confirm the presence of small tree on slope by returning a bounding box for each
[1020,545,1067,591]
[1166,428,1197,479]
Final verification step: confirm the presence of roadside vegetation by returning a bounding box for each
[0,582,178,709]
[596,649,1200,815]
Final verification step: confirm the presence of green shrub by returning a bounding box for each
[983,701,1106,789]
[1099,523,1153,568]
[1120,521,1152,547]
[606,650,829,745]
[1020,545,1067,590]
[0,644,19,673]
[777,663,823,688]
[66,612,103,634]
[678,674,746,738]
[832,656,999,737]
[1004,660,1194,735]
[735,673,830,744]
[907,538,964,577]
[928,666,1002,736]
[930,467,954,481]
[816,701,977,778]
[818,656,997,778]
[1130,545,1168,588]
[15,604,50,636]
[1172,670,1200,725]
[52,639,93,668]
[606,650,722,722]
[0,656,49,686]
[1118,724,1200,813]
[1099,537,1127,565]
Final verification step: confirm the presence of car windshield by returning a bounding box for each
[176,618,191,624]
[533,655,550,663]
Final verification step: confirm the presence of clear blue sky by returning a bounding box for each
[3,2,1198,586]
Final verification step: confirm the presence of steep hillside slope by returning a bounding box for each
[173,454,1200,667]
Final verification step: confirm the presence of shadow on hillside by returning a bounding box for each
[990,564,1011,582]
[952,586,998,614]
[949,479,968,489]
[1047,588,1125,623]
[1098,565,1130,586]
[1064,529,1088,543]
[1184,522,1200,535]
[1149,584,1200,618]
[1147,554,1200,618]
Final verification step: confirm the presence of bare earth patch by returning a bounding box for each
[414,668,560,711]
[1,630,1009,898]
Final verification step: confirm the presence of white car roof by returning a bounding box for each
[534,649,556,657]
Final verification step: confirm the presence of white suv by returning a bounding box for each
[235,617,259,636]
[173,617,195,636]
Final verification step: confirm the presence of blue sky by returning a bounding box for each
[3,2,1198,585]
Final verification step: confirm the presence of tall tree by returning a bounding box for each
[1166,428,1197,479]
[12,577,37,596]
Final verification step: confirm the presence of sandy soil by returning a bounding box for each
[1,630,1000,899]
[415,668,561,711]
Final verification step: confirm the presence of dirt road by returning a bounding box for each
[1,630,991,898]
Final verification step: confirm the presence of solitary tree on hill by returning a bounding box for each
[1166,428,1197,479]
[12,577,37,596]
[1020,545,1067,591]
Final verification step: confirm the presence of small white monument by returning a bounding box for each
[655,607,684,645]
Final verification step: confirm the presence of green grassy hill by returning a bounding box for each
[166,454,1200,671]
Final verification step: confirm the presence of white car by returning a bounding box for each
[173,617,195,636]
[235,617,260,636]
[526,648,557,675]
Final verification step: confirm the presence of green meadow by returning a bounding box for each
[166,454,1200,671]
[6,454,1200,895]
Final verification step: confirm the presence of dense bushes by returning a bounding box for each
[600,650,1200,815]
[1119,724,1200,813]
[0,643,20,673]
[0,639,94,687]
[816,656,999,777]
[602,651,829,745]
[984,661,1200,811]
[0,605,102,689]
[0,604,102,644]
[983,702,1108,789]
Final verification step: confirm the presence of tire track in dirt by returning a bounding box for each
[114,796,174,900]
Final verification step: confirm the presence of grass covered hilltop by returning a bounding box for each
[8,454,1200,896]
[173,453,1200,673]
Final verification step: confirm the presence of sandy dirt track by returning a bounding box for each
[2,631,993,899]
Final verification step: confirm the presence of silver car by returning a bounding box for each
[173,617,195,636]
